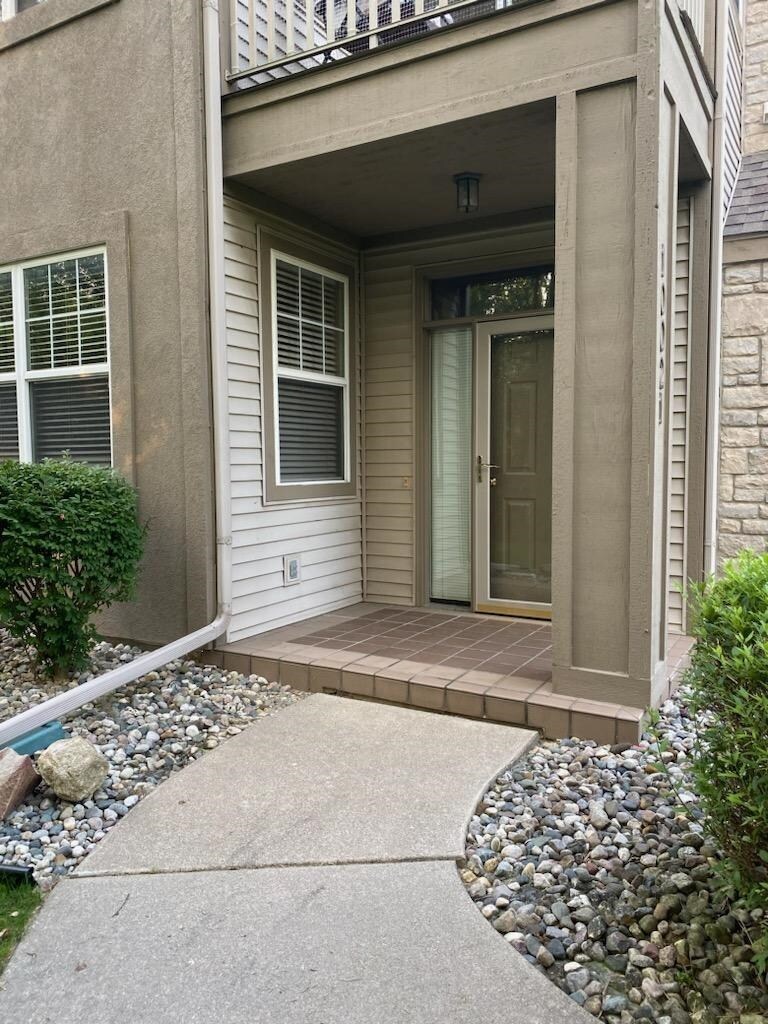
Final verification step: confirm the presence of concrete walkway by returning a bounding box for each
[1,695,592,1023]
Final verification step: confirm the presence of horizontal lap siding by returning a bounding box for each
[363,261,415,605]
[667,198,691,634]
[722,1,744,220]
[224,198,363,641]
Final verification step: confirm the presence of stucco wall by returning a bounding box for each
[0,0,215,646]
[719,256,768,560]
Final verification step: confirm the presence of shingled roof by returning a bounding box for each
[725,151,768,237]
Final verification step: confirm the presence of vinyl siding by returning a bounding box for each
[667,197,691,634]
[722,0,744,220]
[362,221,554,607]
[224,197,363,641]
[362,261,416,604]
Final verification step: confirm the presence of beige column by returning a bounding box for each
[551,79,670,709]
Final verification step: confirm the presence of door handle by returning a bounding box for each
[476,455,499,482]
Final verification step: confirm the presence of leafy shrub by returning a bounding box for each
[0,460,144,675]
[685,548,768,969]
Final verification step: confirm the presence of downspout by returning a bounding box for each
[703,0,732,576]
[0,1,231,748]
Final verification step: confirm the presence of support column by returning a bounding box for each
[552,79,669,709]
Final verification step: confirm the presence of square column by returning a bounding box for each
[551,81,671,709]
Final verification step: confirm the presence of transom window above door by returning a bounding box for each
[430,265,554,320]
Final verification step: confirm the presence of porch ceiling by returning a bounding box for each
[229,99,555,238]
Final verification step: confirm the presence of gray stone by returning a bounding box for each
[37,738,108,803]
[0,747,40,820]
[565,968,591,993]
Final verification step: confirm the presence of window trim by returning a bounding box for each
[0,245,113,466]
[271,249,350,487]
[259,229,358,504]
[0,0,119,52]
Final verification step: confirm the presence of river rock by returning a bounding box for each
[36,737,109,802]
[0,747,40,819]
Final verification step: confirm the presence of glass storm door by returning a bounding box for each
[474,317,554,617]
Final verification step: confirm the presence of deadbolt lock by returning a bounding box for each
[490,477,497,487]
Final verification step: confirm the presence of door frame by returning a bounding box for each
[473,314,555,618]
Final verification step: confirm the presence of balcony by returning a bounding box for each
[227,0,548,88]
[677,0,705,47]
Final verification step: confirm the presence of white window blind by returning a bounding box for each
[430,327,472,603]
[0,249,111,467]
[272,253,348,484]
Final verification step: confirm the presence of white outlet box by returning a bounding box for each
[283,555,301,586]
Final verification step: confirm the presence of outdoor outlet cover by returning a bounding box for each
[284,555,301,586]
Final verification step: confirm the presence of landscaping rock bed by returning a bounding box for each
[462,693,768,1024]
[0,632,302,884]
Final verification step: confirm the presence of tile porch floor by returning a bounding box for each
[212,603,693,744]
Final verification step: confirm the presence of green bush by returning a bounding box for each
[0,459,144,675]
[685,548,768,968]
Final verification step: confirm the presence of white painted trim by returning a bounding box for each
[1,247,112,466]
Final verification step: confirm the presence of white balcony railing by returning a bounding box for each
[229,0,538,85]
[677,0,704,47]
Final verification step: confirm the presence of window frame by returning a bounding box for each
[0,245,113,466]
[260,229,358,504]
[1,0,119,53]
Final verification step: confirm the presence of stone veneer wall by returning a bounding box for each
[718,258,768,562]
[744,0,768,155]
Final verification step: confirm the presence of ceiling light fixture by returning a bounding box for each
[454,171,481,213]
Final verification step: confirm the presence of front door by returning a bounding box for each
[474,317,554,617]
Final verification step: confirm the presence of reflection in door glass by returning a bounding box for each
[430,327,472,603]
[489,330,554,605]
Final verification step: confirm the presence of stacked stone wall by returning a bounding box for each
[719,260,768,560]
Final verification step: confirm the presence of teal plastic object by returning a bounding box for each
[7,721,66,756]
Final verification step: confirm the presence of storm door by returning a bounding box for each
[474,316,554,617]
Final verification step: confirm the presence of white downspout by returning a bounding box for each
[703,0,735,576]
[0,1,231,748]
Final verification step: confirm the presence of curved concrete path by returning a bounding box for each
[1,695,593,1023]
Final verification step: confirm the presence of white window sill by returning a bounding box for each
[0,0,118,52]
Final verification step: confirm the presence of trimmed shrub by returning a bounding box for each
[0,460,144,675]
[685,548,768,969]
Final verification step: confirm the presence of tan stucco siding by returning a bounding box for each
[224,198,363,640]
[0,0,214,646]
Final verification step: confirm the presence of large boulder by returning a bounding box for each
[0,747,40,819]
[37,737,108,802]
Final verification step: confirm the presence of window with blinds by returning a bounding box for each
[272,253,348,484]
[0,249,111,467]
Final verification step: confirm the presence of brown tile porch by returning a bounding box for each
[209,604,692,744]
